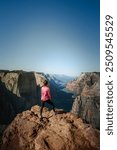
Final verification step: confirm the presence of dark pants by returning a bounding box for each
[40,100,55,118]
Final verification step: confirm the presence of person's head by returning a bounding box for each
[43,80,48,86]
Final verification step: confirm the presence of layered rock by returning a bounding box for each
[66,72,100,96]
[0,70,46,124]
[0,70,73,124]
[66,72,100,129]
[0,70,46,100]
[0,105,100,150]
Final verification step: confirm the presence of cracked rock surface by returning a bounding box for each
[1,105,99,150]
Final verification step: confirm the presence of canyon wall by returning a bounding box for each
[66,72,100,129]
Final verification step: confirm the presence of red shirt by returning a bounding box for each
[41,85,51,101]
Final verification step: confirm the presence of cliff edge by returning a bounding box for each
[0,105,99,150]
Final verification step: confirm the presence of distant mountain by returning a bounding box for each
[52,74,75,83]
[45,73,74,111]
[46,74,75,88]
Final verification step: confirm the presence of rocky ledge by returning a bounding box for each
[0,105,99,150]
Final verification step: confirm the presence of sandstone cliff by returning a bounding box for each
[0,105,99,150]
[66,72,100,129]
[0,70,73,124]
[0,70,46,124]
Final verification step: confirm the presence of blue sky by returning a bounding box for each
[0,0,100,76]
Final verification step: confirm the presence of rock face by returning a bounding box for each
[0,70,73,124]
[0,70,46,124]
[0,70,46,100]
[0,105,100,150]
[0,125,6,147]
[66,72,100,129]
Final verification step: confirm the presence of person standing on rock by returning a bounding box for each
[40,80,56,121]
